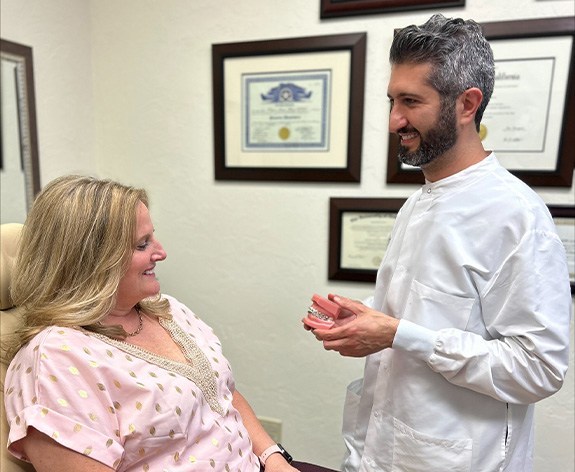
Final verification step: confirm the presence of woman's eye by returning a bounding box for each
[136,241,149,251]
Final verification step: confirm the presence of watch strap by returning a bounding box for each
[259,443,293,466]
[259,444,281,465]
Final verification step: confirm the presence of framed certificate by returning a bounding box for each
[1,39,41,212]
[386,17,575,187]
[548,205,575,294]
[320,0,465,19]
[212,33,366,182]
[328,197,405,282]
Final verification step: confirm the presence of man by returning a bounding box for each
[308,14,571,472]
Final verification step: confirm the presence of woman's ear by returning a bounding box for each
[458,88,483,126]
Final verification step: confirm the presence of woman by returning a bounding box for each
[3,175,298,472]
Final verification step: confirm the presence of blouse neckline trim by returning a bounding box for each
[84,317,225,415]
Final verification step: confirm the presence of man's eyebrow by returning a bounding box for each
[388,91,422,99]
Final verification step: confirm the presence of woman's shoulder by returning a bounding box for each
[160,293,198,319]
[18,325,88,350]
[160,293,181,307]
[160,293,218,339]
[7,325,96,373]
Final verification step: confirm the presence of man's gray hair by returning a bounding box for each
[390,14,495,130]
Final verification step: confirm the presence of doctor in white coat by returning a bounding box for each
[308,14,571,472]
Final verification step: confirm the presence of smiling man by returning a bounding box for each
[307,14,571,472]
[390,62,459,169]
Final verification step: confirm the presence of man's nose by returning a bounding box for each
[389,105,408,133]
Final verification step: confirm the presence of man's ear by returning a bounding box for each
[458,88,483,125]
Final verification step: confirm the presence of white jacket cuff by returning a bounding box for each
[392,319,437,361]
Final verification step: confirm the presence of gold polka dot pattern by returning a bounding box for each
[3,294,260,471]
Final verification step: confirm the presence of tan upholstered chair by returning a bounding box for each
[1,223,35,471]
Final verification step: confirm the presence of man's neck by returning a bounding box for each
[421,134,489,182]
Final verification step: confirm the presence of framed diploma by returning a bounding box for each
[548,205,575,294]
[386,17,575,187]
[320,0,465,19]
[212,33,366,182]
[328,197,405,282]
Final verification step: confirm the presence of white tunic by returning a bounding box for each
[342,154,571,472]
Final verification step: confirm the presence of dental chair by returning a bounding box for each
[0,222,336,472]
[1,223,34,471]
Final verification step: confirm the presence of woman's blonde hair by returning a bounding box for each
[5,175,169,359]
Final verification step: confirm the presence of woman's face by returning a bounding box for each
[115,202,167,310]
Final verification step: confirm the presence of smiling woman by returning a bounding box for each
[1,175,300,472]
[0,39,40,223]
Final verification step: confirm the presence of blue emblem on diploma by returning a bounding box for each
[261,83,312,102]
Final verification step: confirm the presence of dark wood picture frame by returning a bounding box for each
[212,33,366,182]
[0,38,41,208]
[548,205,575,294]
[386,16,575,187]
[320,0,465,19]
[328,197,405,282]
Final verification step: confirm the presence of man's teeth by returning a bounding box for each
[401,133,418,141]
[144,270,154,275]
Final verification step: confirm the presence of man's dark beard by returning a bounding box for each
[397,99,457,167]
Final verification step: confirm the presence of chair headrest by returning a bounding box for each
[0,223,23,310]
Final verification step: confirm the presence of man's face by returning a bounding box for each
[387,63,458,168]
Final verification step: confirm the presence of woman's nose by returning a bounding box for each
[153,241,167,261]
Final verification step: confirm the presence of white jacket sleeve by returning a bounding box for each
[393,229,572,404]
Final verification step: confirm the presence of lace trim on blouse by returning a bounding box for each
[85,317,225,415]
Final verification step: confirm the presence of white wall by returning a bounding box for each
[2,0,574,470]
[0,0,95,182]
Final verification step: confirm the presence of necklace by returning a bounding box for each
[125,306,144,337]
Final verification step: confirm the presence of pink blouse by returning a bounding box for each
[4,294,260,471]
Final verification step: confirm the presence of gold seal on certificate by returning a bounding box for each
[278,127,291,140]
[479,123,487,141]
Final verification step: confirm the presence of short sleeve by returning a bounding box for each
[4,327,124,468]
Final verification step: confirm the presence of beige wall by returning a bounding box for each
[1,0,574,469]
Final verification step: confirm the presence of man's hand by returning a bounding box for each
[310,295,400,357]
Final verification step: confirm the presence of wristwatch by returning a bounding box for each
[259,443,293,467]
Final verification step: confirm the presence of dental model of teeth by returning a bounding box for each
[304,294,342,329]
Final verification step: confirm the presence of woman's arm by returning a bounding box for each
[18,427,115,472]
[232,389,299,471]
